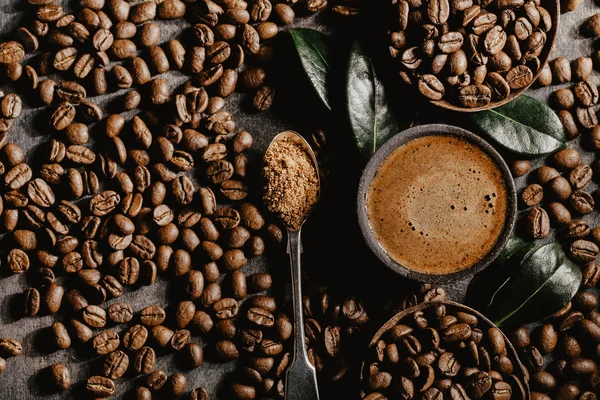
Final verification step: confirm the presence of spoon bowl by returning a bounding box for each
[264,131,321,231]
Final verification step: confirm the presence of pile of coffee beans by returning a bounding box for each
[362,301,527,399]
[219,287,372,398]
[540,56,600,141]
[508,289,600,399]
[387,0,554,107]
[514,148,600,265]
[0,0,359,120]
[0,0,354,395]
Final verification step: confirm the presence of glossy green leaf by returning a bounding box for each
[478,242,581,327]
[472,95,567,157]
[466,237,535,311]
[346,40,400,158]
[289,28,332,111]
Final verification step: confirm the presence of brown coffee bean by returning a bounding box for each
[140,305,166,327]
[576,107,599,129]
[583,14,600,37]
[554,149,581,171]
[506,65,533,90]
[0,42,24,65]
[570,240,599,262]
[575,80,599,107]
[43,282,64,314]
[92,330,120,355]
[189,387,209,400]
[122,324,148,351]
[521,184,543,207]
[535,62,553,87]
[86,375,115,397]
[83,305,107,328]
[1,94,22,119]
[248,273,273,293]
[554,88,575,110]
[213,298,239,320]
[47,363,71,392]
[247,307,275,327]
[133,346,155,374]
[570,190,595,214]
[103,350,129,380]
[182,343,203,369]
[138,22,160,48]
[52,322,71,350]
[553,57,572,83]
[107,303,133,324]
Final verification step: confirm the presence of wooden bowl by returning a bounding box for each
[360,301,530,399]
[410,0,560,112]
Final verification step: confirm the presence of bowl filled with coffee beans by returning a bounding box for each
[360,301,530,399]
[387,0,559,111]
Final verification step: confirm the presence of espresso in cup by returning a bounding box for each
[366,134,509,275]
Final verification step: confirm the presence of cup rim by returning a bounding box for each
[356,124,518,284]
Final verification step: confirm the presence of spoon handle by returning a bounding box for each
[285,229,320,400]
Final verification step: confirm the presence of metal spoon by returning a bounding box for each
[263,131,321,400]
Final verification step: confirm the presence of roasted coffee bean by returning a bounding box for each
[146,370,167,392]
[575,80,599,107]
[103,350,129,380]
[190,387,209,400]
[47,364,71,392]
[140,305,166,327]
[69,319,93,344]
[521,184,543,206]
[148,45,169,74]
[0,42,24,64]
[86,376,115,397]
[506,65,533,90]
[573,56,593,81]
[1,94,22,119]
[112,39,137,60]
[458,85,491,108]
[23,288,40,317]
[123,324,148,351]
[171,329,191,351]
[182,343,203,369]
[570,190,595,214]
[576,107,598,129]
[570,240,599,262]
[570,164,593,189]
[527,207,550,239]
[44,282,64,314]
[584,14,600,37]
[52,322,71,350]
[554,88,576,110]
[253,85,275,111]
[92,330,120,355]
[133,346,155,374]
[83,305,107,328]
[54,47,78,71]
[108,303,133,324]
[151,325,174,348]
[139,23,160,48]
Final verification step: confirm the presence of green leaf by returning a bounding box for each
[466,237,535,311]
[471,95,567,157]
[346,41,400,158]
[473,242,581,327]
[289,28,332,111]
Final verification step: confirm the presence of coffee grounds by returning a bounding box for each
[263,138,319,230]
